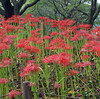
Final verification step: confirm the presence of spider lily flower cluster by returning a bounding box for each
[0,14,100,98]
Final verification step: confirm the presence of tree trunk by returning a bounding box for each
[14,5,20,16]
[2,0,14,19]
[0,0,40,19]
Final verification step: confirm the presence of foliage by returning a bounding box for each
[27,0,100,27]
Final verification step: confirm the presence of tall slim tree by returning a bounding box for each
[0,0,40,19]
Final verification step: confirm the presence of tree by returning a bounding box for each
[31,0,100,27]
[0,0,40,19]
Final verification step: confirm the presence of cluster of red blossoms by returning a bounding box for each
[42,52,71,67]
[20,60,40,77]
[8,90,22,98]
[0,57,12,68]
[0,78,8,84]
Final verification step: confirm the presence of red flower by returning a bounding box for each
[82,61,92,67]
[43,36,51,40]
[0,78,8,84]
[0,57,12,68]
[3,37,13,44]
[8,90,22,98]
[36,37,44,45]
[0,43,10,54]
[54,82,61,89]
[70,35,80,41]
[50,32,58,36]
[74,62,83,68]
[81,55,90,60]
[18,53,30,58]
[20,63,40,77]
[42,52,71,67]
[58,55,70,67]
[66,70,80,76]
[24,45,31,51]
[77,24,91,29]
[29,37,37,42]
[74,61,92,68]
[16,39,29,49]
[45,37,66,50]
[30,46,40,53]
[97,52,100,57]
[42,54,58,64]
[27,60,35,65]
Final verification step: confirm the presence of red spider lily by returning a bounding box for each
[83,43,92,50]
[0,57,12,68]
[51,21,59,28]
[36,37,44,45]
[63,44,73,51]
[16,39,29,49]
[7,35,17,39]
[4,25,17,32]
[83,40,99,53]
[30,29,40,34]
[16,43,25,49]
[54,82,61,89]
[20,64,40,77]
[45,37,67,50]
[24,45,32,51]
[42,54,58,64]
[30,30,40,37]
[42,52,71,67]
[81,55,90,60]
[50,32,58,36]
[18,53,30,58]
[32,32,40,37]
[43,36,51,40]
[70,35,80,41]
[8,90,22,98]
[30,17,40,23]
[3,37,13,44]
[92,26,100,34]
[57,52,71,67]
[0,43,10,54]
[58,30,70,38]
[2,57,11,65]
[86,34,95,41]
[25,14,33,18]
[97,52,100,57]
[82,61,92,67]
[29,46,40,54]
[74,62,83,68]
[66,70,80,76]
[6,15,24,24]
[77,23,91,29]
[29,37,37,42]
[0,78,8,84]
[26,60,35,65]
[29,23,36,27]
[74,61,92,68]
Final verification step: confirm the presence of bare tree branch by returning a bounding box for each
[0,8,5,16]
[11,0,18,5]
[18,0,26,9]
[52,0,66,19]
[19,0,40,15]
[76,9,88,16]
[0,0,6,8]
[93,4,100,21]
